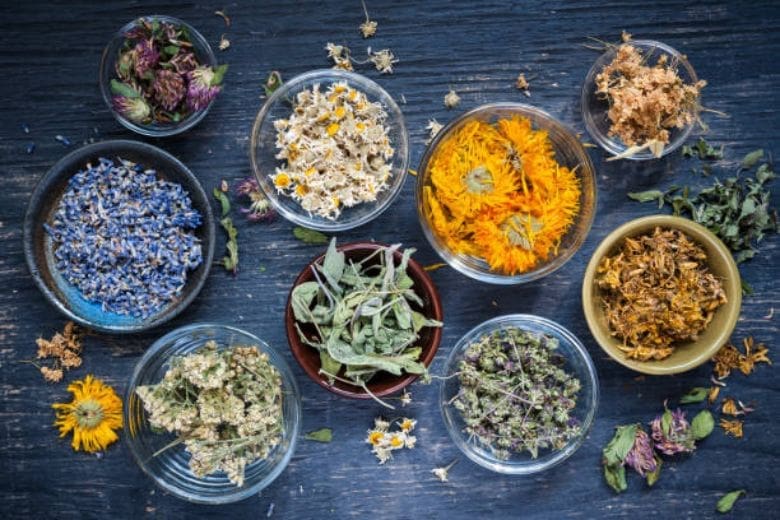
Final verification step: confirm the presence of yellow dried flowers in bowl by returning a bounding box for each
[582,215,742,375]
[251,69,409,231]
[416,103,596,284]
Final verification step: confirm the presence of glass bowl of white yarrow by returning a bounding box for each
[125,323,302,504]
[250,69,409,231]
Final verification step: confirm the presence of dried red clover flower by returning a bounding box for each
[650,408,695,455]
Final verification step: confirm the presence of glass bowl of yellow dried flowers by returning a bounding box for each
[250,69,409,231]
[124,323,302,504]
[439,314,599,475]
[581,39,703,160]
[416,103,596,284]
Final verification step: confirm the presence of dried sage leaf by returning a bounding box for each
[293,226,329,244]
[304,427,333,443]
[679,387,709,404]
[691,409,715,440]
[628,190,665,208]
[716,489,745,513]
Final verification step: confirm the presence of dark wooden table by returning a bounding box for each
[2,1,778,518]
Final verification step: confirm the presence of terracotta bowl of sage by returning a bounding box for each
[582,215,742,375]
[285,241,443,399]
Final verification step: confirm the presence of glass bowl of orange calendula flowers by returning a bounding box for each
[416,103,597,284]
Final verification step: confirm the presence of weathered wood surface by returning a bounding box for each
[1,1,778,518]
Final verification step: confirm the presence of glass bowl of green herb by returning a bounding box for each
[124,323,301,504]
[250,69,409,231]
[99,15,225,137]
[439,314,598,475]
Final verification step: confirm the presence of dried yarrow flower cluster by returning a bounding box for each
[595,42,705,155]
[35,322,82,383]
[136,342,284,486]
[365,417,417,464]
[602,406,714,493]
[452,327,582,460]
[271,82,394,219]
[111,18,227,125]
[44,158,203,318]
[596,227,726,361]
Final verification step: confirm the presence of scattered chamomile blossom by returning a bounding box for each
[236,177,275,222]
[425,119,443,144]
[368,48,398,74]
[325,43,354,71]
[271,82,394,219]
[359,0,378,38]
[366,416,417,464]
[444,89,461,109]
[400,390,412,407]
[431,460,458,482]
[219,34,230,51]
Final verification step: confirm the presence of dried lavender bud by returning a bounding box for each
[136,341,284,486]
[452,327,582,460]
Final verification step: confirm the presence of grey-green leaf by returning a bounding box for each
[679,387,709,404]
[691,410,715,440]
[212,187,230,217]
[110,79,140,99]
[293,226,329,244]
[602,424,638,467]
[291,281,321,322]
[716,490,745,513]
[321,238,345,285]
[628,190,665,207]
[304,427,333,443]
[741,149,763,170]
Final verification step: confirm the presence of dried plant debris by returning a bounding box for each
[682,137,723,160]
[443,89,461,109]
[452,327,582,460]
[431,460,457,482]
[515,73,530,96]
[425,119,443,144]
[35,322,82,383]
[595,42,705,157]
[263,70,283,97]
[214,10,231,27]
[219,34,230,51]
[136,342,284,486]
[213,187,239,273]
[719,418,744,438]
[629,148,777,263]
[359,0,377,38]
[712,336,771,379]
[597,227,726,361]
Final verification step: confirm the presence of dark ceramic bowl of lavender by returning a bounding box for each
[23,140,215,334]
[285,241,444,399]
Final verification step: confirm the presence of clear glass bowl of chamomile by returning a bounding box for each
[250,69,409,232]
[124,323,302,504]
[439,314,599,475]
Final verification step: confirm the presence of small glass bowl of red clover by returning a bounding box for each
[99,15,227,137]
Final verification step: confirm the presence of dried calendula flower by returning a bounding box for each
[721,397,753,417]
[594,43,705,153]
[368,48,398,74]
[53,375,123,453]
[596,227,727,361]
[712,336,771,378]
[271,82,394,220]
[359,0,378,38]
[444,89,461,109]
[719,418,743,438]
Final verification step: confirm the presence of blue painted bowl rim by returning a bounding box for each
[23,139,215,334]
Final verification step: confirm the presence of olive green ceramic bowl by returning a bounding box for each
[582,215,741,375]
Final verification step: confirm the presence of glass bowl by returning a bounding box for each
[581,39,699,160]
[250,69,409,232]
[416,103,597,285]
[439,314,599,475]
[99,15,218,137]
[124,323,302,504]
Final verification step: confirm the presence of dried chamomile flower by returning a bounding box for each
[366,415,416,464]
[359,0,377,38]
[399,389,412,407]
[219,34,230,51]
[270,81,394,220]
[444,89,461,109]
[325,43,354,71]
[425,119,443,144]
[431,460,458,482]
[516,73,530,96]
[368,48,398,74]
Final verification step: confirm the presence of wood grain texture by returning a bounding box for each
[1,0,778,518]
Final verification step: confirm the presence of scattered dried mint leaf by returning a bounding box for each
[219,217,239,273]
[716,490,745,513]
[603,423,639,468]
[293,227,328,244]
[304,428,333,443]
[264,71,283,96]
[741,149,763,170]
[741,279,753,296]
[628,190,665,208]
[682,138,723,160]
[690,409,715,440]
[213,187,231,217]
[110,79,139,99]
[679,387,709,404]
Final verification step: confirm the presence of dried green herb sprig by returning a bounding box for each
[291,239,442,400]
[213,187,238,273]
[136,342,283,486]
[452,327,582,460]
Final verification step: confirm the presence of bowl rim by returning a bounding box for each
[439,313,599,475]
[98,14,218,137]
[249,68,410,232]
[285,240,443,399]
[123,322,302,504]
[581,214,742,375]
[22,139,215,334]
[580,39,699,161]
[415,101,597,285]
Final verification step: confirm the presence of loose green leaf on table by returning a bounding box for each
[741,149,764,169]
[213,187,231,217]
[680,387,709,404]
[293,226,329,244]
[646,456,662,487]
[628,190,666,208]
[716,490,745,513]
[691,410,715,440]
[304,428,333,443]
